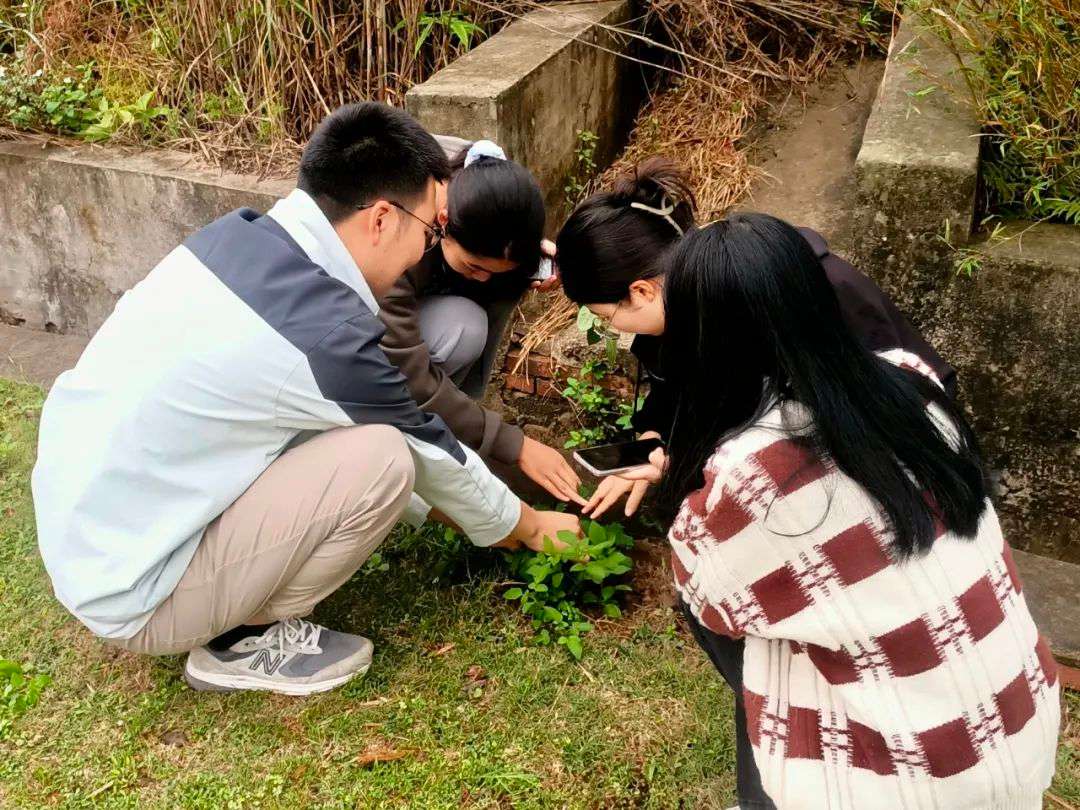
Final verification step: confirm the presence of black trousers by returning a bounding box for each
[682,603,777,810]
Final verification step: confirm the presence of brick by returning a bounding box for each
[504,374,536,394]
[505,349,555,379]
[537,379,564,398]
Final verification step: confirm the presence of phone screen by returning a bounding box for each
[574,437,664,474]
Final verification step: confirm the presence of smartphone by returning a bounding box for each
[531,256,554,282]
[573,437,664,477]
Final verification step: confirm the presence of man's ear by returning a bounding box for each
[362,200,395,247]
[436,208,449,227]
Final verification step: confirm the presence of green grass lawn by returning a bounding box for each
[0,377,1077,809]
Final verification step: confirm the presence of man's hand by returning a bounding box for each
[518,436,586,506]
[501,503,582,553]
[581,475,650,520]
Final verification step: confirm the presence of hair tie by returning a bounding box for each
[629,195,684,236]
[464,139,506,167]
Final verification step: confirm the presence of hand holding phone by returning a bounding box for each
[572,437,665,477]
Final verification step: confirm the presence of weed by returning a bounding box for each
[0,658,49,739]
[564,129,600,207]
[502,520,634,659]
[395,12,484,57]
[561,308,641,449]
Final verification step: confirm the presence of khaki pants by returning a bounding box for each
[115,424,415,656]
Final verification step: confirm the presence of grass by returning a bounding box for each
[1,376,1078,808]
[0,379,736,809]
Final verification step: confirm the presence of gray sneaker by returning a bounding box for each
[184,618,372,696]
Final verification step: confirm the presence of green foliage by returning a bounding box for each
[564,129,600,207]
[912,0,1080,221]
[394,12,484,57]
[0,659,48,739]
[0,62,171,142]
[502,520,635,659]
[562,309,640,449]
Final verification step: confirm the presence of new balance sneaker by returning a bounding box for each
[184,618,373,696]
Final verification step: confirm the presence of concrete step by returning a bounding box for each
[0,324,87,389]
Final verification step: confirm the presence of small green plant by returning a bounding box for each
[561,308,641,449]
[0,62,171,143]
[395,12,484,57]
[502,520,635,660]
[0,659,49,739]
[564,129,600,206]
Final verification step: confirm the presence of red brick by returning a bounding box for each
[504,374,535,394]
[536,380,563,398]
[505,350,555,379]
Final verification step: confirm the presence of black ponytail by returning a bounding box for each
[557,156,697,304]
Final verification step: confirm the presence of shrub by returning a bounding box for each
[911,0,1080,222]
[502,520,635,660]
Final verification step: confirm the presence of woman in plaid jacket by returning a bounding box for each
[565,211,1059,809]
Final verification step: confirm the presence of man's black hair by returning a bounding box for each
[297,102,451,223]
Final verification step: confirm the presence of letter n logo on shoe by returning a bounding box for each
[250,649,285,675]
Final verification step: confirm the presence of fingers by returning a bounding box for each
[620,464,662,483]
[625,480,649,516]
[539,475,575,504]
[582,479,611,515]
[553,460,585,505]
[587,484,625,519]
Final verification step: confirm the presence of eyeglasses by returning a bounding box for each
[356,201,444,253]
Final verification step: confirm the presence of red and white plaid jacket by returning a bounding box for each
[671,351,1060,810]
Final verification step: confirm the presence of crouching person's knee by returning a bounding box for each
[349,424,415,510]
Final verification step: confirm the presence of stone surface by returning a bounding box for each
[922,224,1080,562]
[0,323,88,388]
[406,1,640,219]
[854,13,981,272]
[1014,549,1080,668]
[0,140,291,336]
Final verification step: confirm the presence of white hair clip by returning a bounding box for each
[630,195,684,236]
[464,139,507,167]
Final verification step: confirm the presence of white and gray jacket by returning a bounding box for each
[32,189,520,639]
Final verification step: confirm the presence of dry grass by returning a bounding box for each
[2,0,532,172]
[593,0,894,219]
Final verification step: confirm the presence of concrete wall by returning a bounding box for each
[0,2,640,337]
[406,1,640,219]
[0,141,291,336]
[852,15,1080,563]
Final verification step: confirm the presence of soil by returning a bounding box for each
[739,57,886,256]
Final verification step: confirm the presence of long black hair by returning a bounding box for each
[445,147,545,276]
[556,157,696,303]
[657,213,987,558]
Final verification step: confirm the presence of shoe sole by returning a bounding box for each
[184,660,370,696]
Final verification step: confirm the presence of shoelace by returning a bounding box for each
[265,617,322,657]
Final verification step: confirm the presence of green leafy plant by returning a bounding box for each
[564,129,600,206]
[0,659,49,739]
[502,520,635,660]
[561,309,641,449]
[0,62,171,142]
[395,12,484,57]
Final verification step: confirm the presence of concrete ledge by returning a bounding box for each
[406,0,639,216]
[0,140,291,336]
[855,14,981,252]
[1014,549,1080,669]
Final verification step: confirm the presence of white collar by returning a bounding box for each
[266,188,380,315]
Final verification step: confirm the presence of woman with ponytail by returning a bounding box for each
[378,136,585,506]
[596,215,1060,809]
[556,157,955,520]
